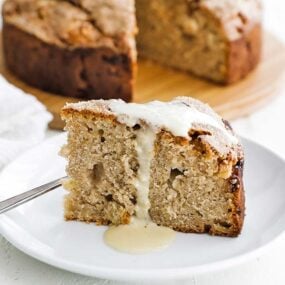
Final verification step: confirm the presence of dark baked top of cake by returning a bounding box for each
[3,0,136,53]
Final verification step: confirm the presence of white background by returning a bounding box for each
[1,1,285,284]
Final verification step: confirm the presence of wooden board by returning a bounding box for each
[1,31,285,130]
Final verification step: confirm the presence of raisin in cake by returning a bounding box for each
[60,97,245,237]
[2,0,136,101]
[3,0,262,100]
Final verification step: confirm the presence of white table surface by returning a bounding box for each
[1,1,285,284]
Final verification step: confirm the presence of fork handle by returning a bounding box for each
[0,177,66,214]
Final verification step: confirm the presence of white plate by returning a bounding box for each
[0,134,285,281]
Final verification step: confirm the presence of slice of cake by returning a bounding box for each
[136,0,262,84]
[61,97,244,237]
[2,0,136,101]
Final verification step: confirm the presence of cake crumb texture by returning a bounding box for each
[61,113,139,225]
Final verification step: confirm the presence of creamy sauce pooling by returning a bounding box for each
[104,219,176,254]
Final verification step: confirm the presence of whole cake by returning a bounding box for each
[61,97,245,237]
[3,0,262,100]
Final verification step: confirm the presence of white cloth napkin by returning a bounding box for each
[0,75,52,171]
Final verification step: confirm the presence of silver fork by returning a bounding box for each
[0,177,67,214]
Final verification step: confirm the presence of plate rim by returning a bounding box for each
[0,134,285,281]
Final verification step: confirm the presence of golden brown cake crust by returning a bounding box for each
[229,158,245,236]
[226,24,262,84]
